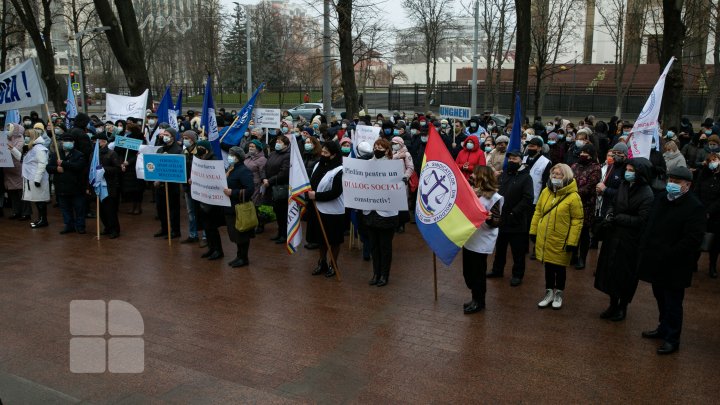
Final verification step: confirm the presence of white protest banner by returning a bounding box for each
[0,132,13,168]
[106,89,149,123]
[255,108,281,129]
[190,156,231,207]
[0,60,46,110]
[439,105,471,121]
[629,58,675,159]
[135,144,158,180]
[353,125,381,156]
[342,157,408,211]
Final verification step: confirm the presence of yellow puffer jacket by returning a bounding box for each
[529,179,584,266]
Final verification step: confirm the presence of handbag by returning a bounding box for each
[234,190,259,232]
[700,232,715,252]
[271,184,288,201]
[408,171,419,193]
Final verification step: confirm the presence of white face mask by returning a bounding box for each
[392,144,400,152]
[148,119,157,127]
[227,156,236,164]
[341,123,347,129]
[551,178,563,188]
[163,135,172,144]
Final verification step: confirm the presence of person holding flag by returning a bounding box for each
[90,132,122,238]
[65,76,78,129]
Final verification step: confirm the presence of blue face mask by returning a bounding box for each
[393,129,400,136]
[62,142,74,150]
[547,140,556,145]
[227,156,236,165]
[624,171,635,182]
[281,127,288,133]
[269,130,277,136]
[275,143,283,151]
[666,182,682,196]
[313,124,319,129]
[557,135,565,140]
[384,128,391,135]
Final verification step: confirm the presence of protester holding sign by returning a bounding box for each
[192,141,225,260]
[181,131,202,244]
[391,136,414,234]
[364,139,400,287]
[153,128,183,239]
[223,146,256,267]
[307,141,344,278]
[46,134,87,234]
[118,123,146,215]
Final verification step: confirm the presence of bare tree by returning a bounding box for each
[513,0,531,116]
[0,0,26,72]
[660,0,685,130]
[336,0,361,118]
[596,0,649,116]
[9,0,65,111]
[403,0,456,110]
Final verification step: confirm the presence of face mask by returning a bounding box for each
[526,149,538,157]
[383,128,391,135]
[557,135,565,140]
[576,140,585,148]
[281,127,288,134]
[342,123,347,129]
[551,178,563,188]
[377,120,383,125]
[313,124,319,129]
[183,139,192,148]
[246,149,256,156]
[304,143,313,151]
[411,129,418,136]
[710,162,720,171]
[420,136,428,143]
[393,129,400,136]
[163,135,172,144]
[705,130,713,135]
[62,142,74,150]
[710,144,719,151]
[54,128,62,135]
[548,140,556,145]
[506,161,520,173]
[579,155,590,163]
[244,131,251,138]
[441,124,447,129]
[117,126,123,131]
[546,125,554,132]
[622,131,630,136]
[484,146,492,152]
[23,120,31,126]
[96,127,104,134]
[374,150,386,159]
[666,131,675,138]
[420,121,426,126]
[227,156,236,165]
[470,123,477,128]
[24,136,30,144]
[624,171,636,182]
[249,125,254,130]
[392,144,401,152]
[666,182,682,196]
[341,146,351,154]
[275,143,284,151]
[488,125,495,131]
[466,142,474,150]
[269,130,277,136]
[148,119,157,127]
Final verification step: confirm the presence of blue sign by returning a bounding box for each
[114,135,143,151]
[143,154,187,183]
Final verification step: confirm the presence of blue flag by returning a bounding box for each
[175,89,183,116]
[66,76,78,129]
[89,141,109,201]
[503,91,523,170]
[201,75,221,159]
[5,109,20,126]
[221,83,265,146]
[155,86,177,137]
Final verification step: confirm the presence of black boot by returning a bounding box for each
[575,255,586,270]
[600,296,619,319]
[312,259,328,275]
[376,272,388,287]
[464,290,485,313]
[710,262,718,279]
[31,217,48,228]
[610,306,627,322]
[368,272,380,285]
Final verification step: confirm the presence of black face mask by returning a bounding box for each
[506,161,521,173]
[374,150,386,159]
[526,149,538,157]
[320,155,331,163]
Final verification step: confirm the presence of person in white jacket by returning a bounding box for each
[462,165,504,314]
[21,129,51,228]
[391,136,414,233]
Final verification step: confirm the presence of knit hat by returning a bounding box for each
[302,127,315,137]
[667,166,693,181]
[495,135,510,144]
[612,142,629,155]
[93,132,109,141]
[708,134,720,145]
[357,141,372,156]
[33,122,45,131]
[164,127,177,139]
[197,140,212,151]
[339,137,352,146]
[182,130,197,142]
[249,139,263,151]
[528,137,543,147]
[229,146,245,160]
[324,140,340,155]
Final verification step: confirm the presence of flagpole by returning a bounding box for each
[219,115,240,144]
[165,183,171,246]
[313,204,341,281]
[433,253,438,301]
[44,103,61,158]
[96,195,100,241]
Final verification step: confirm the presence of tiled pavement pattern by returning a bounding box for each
[0,203,719,404]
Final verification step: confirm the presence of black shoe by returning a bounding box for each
[641,329,664,339]
[463,300,485,314]
[575,257,585,270]
[85,212,96,219]
[170,232,181,239]
[599,305,617,319]
[486,272,503,278]
[254,225,264,234]
[312,261,328,276]
[59,228,76,235]
[510,277,522,287]
[325,266,336,278]
[100,229,111,235]
[31,219,48,228]
[656,342,678,355]
[710,265,718,279]
[207,251,224,260]
[363,255,371,261]
[8,214,19,220]
[228,257,242,267]
[463,300,473,309]
[181,237,199,244]
[396,225,405,234]
[77,229,86,234]
[376,275,388,286]
[201,250,214,258]
[231,259,248,268]
[304,243,319,250]
[369,274,380,285]
[275,238,285,244]
[610,308,626,322]
[154,230,167,237]
[270,234,281,241]
[18,215,30,221]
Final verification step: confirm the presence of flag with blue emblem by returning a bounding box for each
[221,83,265,147]
[201,75,221,159]
[88,141,108,201]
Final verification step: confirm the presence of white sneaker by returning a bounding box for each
[552,290,563,309]
[538,289,554,308]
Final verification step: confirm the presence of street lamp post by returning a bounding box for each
[73,26,110,114]
[470,0,479,116]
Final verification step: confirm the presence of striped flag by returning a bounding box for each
[287,132,311,254]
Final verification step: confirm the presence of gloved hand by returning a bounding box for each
[564,245,577,253]
[402,177,408,185]
[34,181,41,188]
[529,234,537,243]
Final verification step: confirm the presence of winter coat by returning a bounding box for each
[47,148,86,196]
[649,149,667,192]
[99,147,122,198]
[571,159,601,228]
[681,141,703,170]
[497,169,534,234]
[119,146,143,194]
[529,179,583,267]
[638,190,705,288]
[265,147,290,186]
[303,152,320,178]
[597,161,626,217]
[391,136,415,178]
[485,148,505,172]
[3,124,24,190]
[694,167,720,233]
[663,150,687,173]
[547,141,567,166]
[69,127,93,164]
[455,135,486,181]
[409,138,427,175]
[594,158,654,301]
[244,151,267,206]
[225,160,255,216]
[21,138,50,202]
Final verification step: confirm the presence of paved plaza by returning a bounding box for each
[0,206,719,404]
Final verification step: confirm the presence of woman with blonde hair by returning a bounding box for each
[530,163,584,310]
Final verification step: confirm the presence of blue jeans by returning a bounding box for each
[184,191,198,238]
[58,194,86,231]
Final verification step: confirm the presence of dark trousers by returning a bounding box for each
[8,189,31,216]
[58,194,86,231]
[99,196,120,234]
[368,226,394,278]
[273,198,288,238]
[33,201,47,220]
[651,284,685,347]
[156,184,181,234]
[491,232,528,278]
[462,248,488,302]
[577,225,591,262]
[225,213,250,261]
[545,263,566,290]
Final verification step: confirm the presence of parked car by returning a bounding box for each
[288,103,334,120]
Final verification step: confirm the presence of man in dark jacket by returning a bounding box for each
[638,166,705,355]
[93,133,123,238]
[47,134,87,234]
[154,127,184,239]
[488,150,534,286]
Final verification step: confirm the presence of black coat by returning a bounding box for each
[498,169,534,234]
[225,161,254,216]
[594,158,654,301]
[638,191,705,288]
[598,162,626,217]
[47,148,86,195]
[694,167,720,232]
[69,127,92,163]
[99,147,122,198]
[265,147,290,186]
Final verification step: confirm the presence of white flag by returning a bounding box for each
[106,90,149,123]
[287,134,311,254]
[629,58,675,159]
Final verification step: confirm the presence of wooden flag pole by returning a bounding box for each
[165,183,172,246]
[96,195,100,241]
[433,253,438,301]
[43,103,61,158]
[314,204,341,281]
[348,222,355,250]
[219,115,240,144]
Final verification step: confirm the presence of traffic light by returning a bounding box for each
[70,71,75,82]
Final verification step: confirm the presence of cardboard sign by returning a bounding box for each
[190,156,230,207]
[342,157,408,211]
[143,153,186,183]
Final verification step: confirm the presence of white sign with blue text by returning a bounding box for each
[0,60,46,110]
[439,105,471,121]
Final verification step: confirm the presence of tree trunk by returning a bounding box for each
[336,0,359,119]
[1,0,7,73]
[703,1,720,119]
[93,0,152,102]
[513,0,531,118]
[660,0,685,129]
